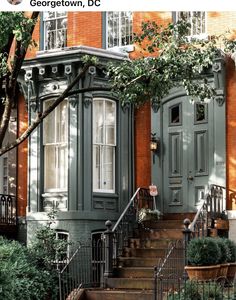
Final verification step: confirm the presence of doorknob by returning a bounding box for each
[187,176,194,181]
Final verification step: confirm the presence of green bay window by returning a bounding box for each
[43,100,68,192]
[93,98,116,193]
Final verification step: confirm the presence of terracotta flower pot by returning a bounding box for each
[218,263,229,278]
[226,262,236,284]
[185,265,221,281]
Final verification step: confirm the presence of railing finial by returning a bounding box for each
[105,220,112,231]
[183,218,191,230]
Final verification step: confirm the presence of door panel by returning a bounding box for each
[162,97,213,213]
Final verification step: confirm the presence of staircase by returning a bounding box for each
[83,218,185,300]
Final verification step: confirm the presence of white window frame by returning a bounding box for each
[43,12,67,50]
[176,11,207,39]
[54,231,70,267]
[106,12,133,49]
[93,98,116,194]
[43,99,68,193]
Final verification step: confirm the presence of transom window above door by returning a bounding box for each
[93,98,116,193]
[106,12,133,49]
[43,12,67,50]
[176,11,206,37]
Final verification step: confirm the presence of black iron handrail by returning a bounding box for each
[189,199,208,238]
[111,187,154,262]
[0,194,16,225]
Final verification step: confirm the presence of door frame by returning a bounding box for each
[151,86,226,214]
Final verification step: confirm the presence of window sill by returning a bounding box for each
[93,192,119,198]
[107,45,134,54]
[42,192,67,198]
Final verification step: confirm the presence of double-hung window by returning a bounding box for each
[43,100,68,192]
[106,12,133,49]
[93,99,116,193]
[176,12,206,37]
[43,12,67,50]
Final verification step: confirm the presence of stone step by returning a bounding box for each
[139,238,173,249]
[139,229,183,240]
[84,289,153,300]
[106,278,154,290]
[129,237,173,249]
[117,257,159,267]
[114,267,154,278]
[140,220,184,229]
[124,247,166,258]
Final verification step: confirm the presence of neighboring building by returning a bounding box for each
[8,11,236,244]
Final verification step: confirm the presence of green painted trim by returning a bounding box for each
[39,12,44,51]
[102,12,107,49]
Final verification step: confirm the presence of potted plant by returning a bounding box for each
[138,207,162,222]
[222,238,236,284]
[215,238,230,278]
[185,237,221,280]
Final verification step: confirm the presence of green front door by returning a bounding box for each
[161,96,214,213]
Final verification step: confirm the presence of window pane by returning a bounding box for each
[105,101,115,145]
[44,100,68,191]
[102,146,114,190]
[107,11,133,48]
[57,101,68,143]
[93,145,101,190]
[177,11,206,36]
[43,12,67,50]
[44,101,56,144]
[93,100,104,144]
[44,145,57,190]
[195,103,207,122]
[170,104,181,124]
[58,145,68,189]
[93,99,116,192]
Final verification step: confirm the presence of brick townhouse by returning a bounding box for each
[2,11,236,244]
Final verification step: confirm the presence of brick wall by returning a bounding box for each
[17,95,28,217]
[226,57,236,209]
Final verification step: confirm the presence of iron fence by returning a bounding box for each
[58,236,105,300]
[155,276,236,300]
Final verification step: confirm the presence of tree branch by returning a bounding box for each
[0,12,39,148]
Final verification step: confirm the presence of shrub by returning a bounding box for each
[167,281,223,300]
[0,210,70,300]
[215,238,231,264]
[222,238,236,263]
[186,237,220,266]
[0,237,53,300]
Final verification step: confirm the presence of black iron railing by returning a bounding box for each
[155,276,236,300]
[111,188,154,268]
[154,239,185,300]
[58,237,105,300]
[0,194,16,225]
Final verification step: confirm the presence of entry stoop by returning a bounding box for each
[81,218,185,300]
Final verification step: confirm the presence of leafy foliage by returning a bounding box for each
[0,210,70,299]
[0,12,37,78]
[0,237,52,300]
[108,20,236,107]
[222,238,236,263]
[30,209,70,269]
[187,237,220,266]
[167,280,223,300]
[215,238,231,264]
